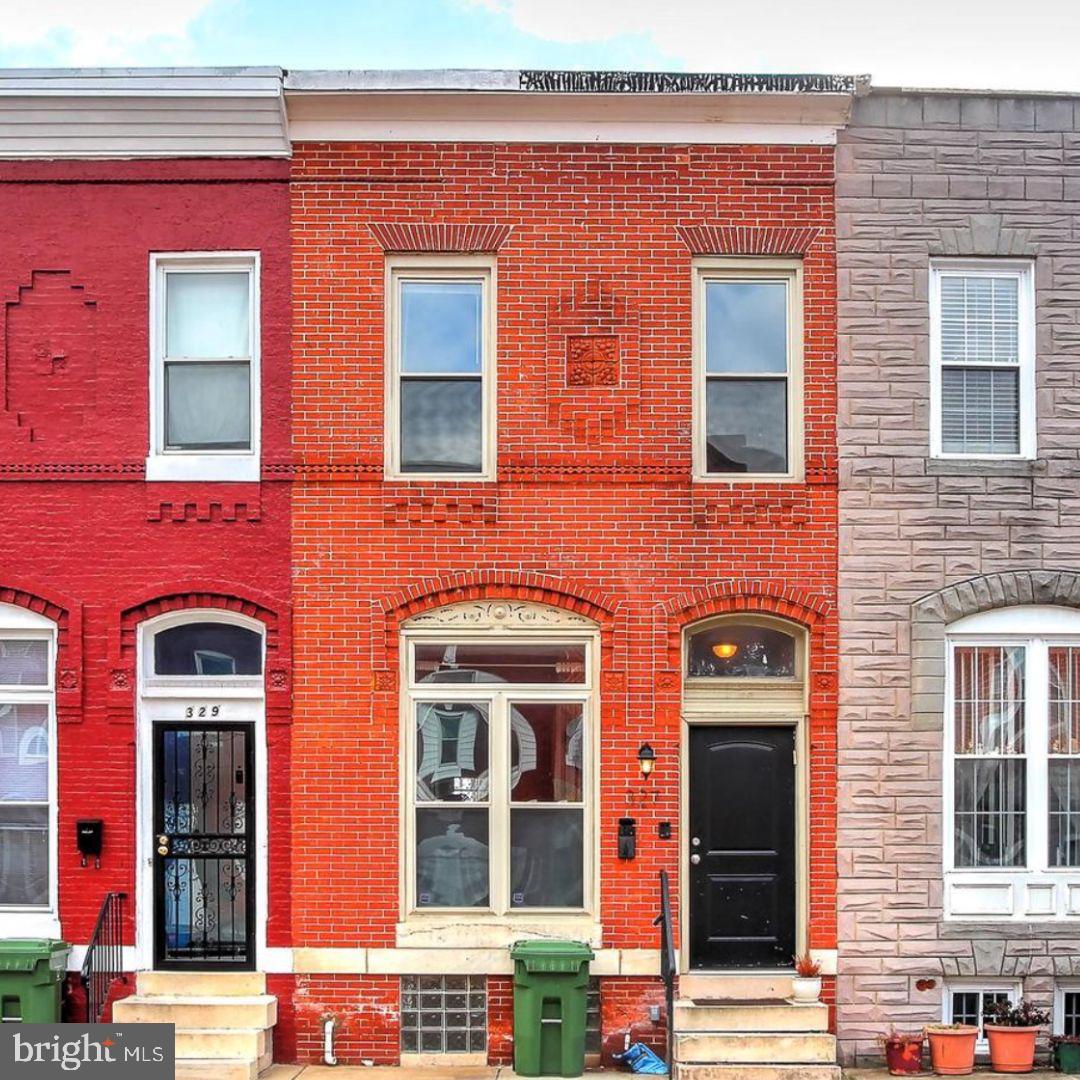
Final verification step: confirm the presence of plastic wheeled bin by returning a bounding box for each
[0,939,70,1022]
[511,939,594,1078]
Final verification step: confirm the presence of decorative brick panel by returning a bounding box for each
[676,224,820,256]
[367,221,513,253]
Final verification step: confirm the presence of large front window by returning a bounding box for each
[0,606,55,911]
[406,634,592,914]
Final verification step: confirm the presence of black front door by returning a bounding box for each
[688,725,796,969]
[153,723,255,970]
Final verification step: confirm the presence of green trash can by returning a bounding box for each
[511,939,594,1078]
[0,940,70,1022]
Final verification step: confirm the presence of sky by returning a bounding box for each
[1,0,1079,94]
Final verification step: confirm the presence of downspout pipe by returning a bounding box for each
[323,1016,338,1066]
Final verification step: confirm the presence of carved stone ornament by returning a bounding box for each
[404,600,595,630]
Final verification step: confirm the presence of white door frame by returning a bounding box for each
[134,611,269,972]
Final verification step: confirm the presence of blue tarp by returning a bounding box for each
[615,1042,669,1075]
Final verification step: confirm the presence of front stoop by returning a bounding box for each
[672,982,839,1080]
[112,972,276,1080]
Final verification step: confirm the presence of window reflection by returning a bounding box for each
[154,623,262,676]
[687,623,797,678]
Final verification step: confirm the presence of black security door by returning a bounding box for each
[153,723,255,970]
[688,725,796,969]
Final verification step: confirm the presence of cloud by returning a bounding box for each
[462,0,1080,93]
[2,0,222,64]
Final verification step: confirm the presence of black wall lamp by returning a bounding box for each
[637,742,656,778]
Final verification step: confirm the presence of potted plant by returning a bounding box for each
[984,998,1051,1073]
[791,953,822,1003]
[1051,1034,1080,1073]
[925,1023,978,1076]
[881,1029,925,1075]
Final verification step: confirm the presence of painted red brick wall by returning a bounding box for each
[290,140,839,1061]
[0,158,292,951]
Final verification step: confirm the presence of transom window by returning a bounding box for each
[930,259,1035,459]
[686,621,798,680]
[405,631,593,915]
[0,605,55,912]
[152,622,263,677]
[387,260,494,479]
[694,262,803,480]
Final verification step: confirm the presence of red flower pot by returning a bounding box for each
[885,1034,925,1075]
[985,1025,1039,1073]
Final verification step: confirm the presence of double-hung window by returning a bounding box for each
[694,260,803,481]
[387,259,494,479]
[930,259,1035,459]
[0,604,55,926]
[404,634,594,916]
[148,253,259,482]
[946,607,1080,919]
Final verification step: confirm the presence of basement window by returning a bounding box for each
[400,975,487,1054]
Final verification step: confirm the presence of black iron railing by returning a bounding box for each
[654,869,676,1067]
[81,892,126,1023]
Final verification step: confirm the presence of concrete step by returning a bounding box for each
[175,1027,270,1060]
[137,971,267,997]
[112,994,277,1030]
[176,1058,258,1080]
[675,1032,837,1065]
[675,1066,841,1080]
[674,999,830,1032]
[678,974,794,1001]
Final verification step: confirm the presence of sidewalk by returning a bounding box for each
[842,1070,1073,1079]
[263,1069,621,1079]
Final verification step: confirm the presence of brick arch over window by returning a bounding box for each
[0,580,82,718]
[911,570,1080,730]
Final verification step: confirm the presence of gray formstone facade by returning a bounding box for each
[837,91,1080,1062]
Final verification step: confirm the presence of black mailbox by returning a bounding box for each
[618,817,636,860]
[77,819,103,867]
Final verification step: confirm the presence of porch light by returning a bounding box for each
[637,742,656,778]
[711,642,739,660]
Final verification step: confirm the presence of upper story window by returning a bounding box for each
[694,261,803,482]
[0,604,55,913]
[945,606,1080,920]
[147,253,260,483]
[386,258,494,480]
[930,259,1035,460]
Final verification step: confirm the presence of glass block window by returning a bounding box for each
[401,975,487,1054]
[586,978,601,1055]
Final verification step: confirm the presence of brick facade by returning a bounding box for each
[836,92,1080,1062]
[289,139,840,1063]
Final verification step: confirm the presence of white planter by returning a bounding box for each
[791,975,822,1003]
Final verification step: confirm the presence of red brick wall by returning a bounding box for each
[289,140,839,1059]
[0,158,292,949]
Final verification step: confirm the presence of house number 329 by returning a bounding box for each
[184,705,221,718]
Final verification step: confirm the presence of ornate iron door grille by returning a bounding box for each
[153,723,255,970]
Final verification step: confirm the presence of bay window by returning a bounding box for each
[946,607,1080,919]
[403,617,594,918]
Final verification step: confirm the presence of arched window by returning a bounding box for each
[151,620,263,677]
[0,602,55,912]
[686,619,799,679]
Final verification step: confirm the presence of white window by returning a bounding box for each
[0,604,56,926]
[945,606,1080,919]
[386,257,495,480]
[148,253,260,482]
[1055,983,1080,1036]
[402,623,596,917]
[930,259,1035,460]
[693,260,803,481]
[945,982,1019,1051]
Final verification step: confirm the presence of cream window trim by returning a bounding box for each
[384,255,497,482]
[691,257,804,484]
[146,251,261,483]
[929,258,1036,462]
[399,621,599,924]
[0,603,58,920]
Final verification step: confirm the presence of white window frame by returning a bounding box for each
[944,980,1021,1053]
[384,255,497,482]
[399,626,599,929]
[1054,980,1080,1036]
[929,258,1036,461]
[147,251,261,483]
[0,603,59,938]
[692,258,804,483]
[944,606,1080,920]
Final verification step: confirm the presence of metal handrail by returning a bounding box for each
[654,869,677,1068]
[81,892,127,1023]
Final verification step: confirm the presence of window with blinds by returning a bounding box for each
[931,261,1034,458]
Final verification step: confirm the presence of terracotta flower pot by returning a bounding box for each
[884,1034,925,1075]
[985,1025,1039,1073]
[926,1025,978,1076]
